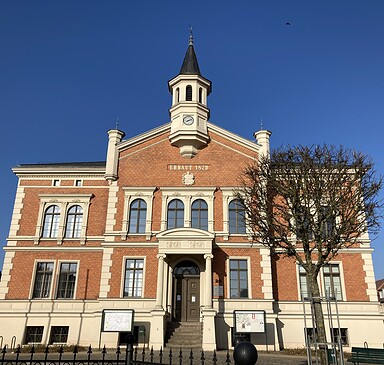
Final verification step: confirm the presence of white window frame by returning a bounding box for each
[30,260,56,299]
[191,197,209,230]
[121,187,156,240]
[222,188,249,240]
[55,260,80,300]
[226,256,252,299]
[160,187,215,232]
[320,261,346,301]
[120,256,146,298]
[35,194,93,245]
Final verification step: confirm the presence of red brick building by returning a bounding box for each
[0,36,383,351]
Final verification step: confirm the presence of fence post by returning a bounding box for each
[124,331,135,365]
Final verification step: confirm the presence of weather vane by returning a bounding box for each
[115,117,119,130]
[189,25,194,45]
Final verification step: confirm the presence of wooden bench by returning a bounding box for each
[347,347,384,364]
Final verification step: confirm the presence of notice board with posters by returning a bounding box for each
[233,310,266,333]
[102,309,134,332]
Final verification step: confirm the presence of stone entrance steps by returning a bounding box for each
[165,322,203,349]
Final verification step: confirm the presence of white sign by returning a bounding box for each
[234,310,265,333]
[102,310,134,332]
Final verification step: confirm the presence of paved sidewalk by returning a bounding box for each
[0,348,311,365]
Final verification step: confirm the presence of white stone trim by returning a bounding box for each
[0,251,16,299]
[121,187,156,240]
[35,194,93,245]
[4,246,102,252]
[99,247,114,298]
[259,248,273,299]
[120,256,146,299]
[221,188,250,240]
[9,186,25,237]
[55,260,80,300]
[105,181,119,239]
[160,187,215,231]
[29,259,57,299]
[226,256,252,299]
[361,252,377,301]
[319,261,346,300]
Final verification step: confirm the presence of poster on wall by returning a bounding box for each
[233,310,266,333]
[102,309,134,332]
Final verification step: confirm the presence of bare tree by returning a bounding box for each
[236,144,382,363]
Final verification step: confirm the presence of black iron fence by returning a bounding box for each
[0,345,232,365]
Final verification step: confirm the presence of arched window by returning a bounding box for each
[198,88,203,103]
[186,85,192,101]
[167,199,184,229]
[65,205,83,238]
[173,260,200,276]
[42,205,60,238]
[176,87,180,103]
[229,199,246,234]
[191,199,208,230]
[129,199,147,233]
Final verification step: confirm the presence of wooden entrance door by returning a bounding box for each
[174,276,200,322]
[173,261,200,322]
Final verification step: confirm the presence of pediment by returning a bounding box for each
[156,227,214,241]
[156,228,214,255]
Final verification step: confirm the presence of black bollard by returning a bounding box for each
[125,331,135,365]
[233,341,258,365]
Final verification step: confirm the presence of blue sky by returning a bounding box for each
[0,1,383,278]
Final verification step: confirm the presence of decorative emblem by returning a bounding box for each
[182,172,195,186]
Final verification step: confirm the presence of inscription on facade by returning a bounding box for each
[168,164,209,171]
[165,241,206,248]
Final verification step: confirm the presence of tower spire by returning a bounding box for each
[179,28,201,75]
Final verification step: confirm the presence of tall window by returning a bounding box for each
[229,200,246,234]
[167,199,184,229]
[229,259,248,298]
[124,259,144,297]
[24,326,44,344]
[320,206,335,240]
[323,264,342,300]
[33,262,54,298]
[57,263,77,299]
[49,326,69,344]
[129,199,147,233]
[299,265,310,300]
[42,205,60,238]
[296,206,313,240]
[191,199,208,230]
[65,205,83,238]
[176,87,180,103]
[186,85,192,101]
[198,87,202,103]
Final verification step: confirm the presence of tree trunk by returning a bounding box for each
[307,273,328,365]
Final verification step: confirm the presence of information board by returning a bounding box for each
[234,310,266,333]
[102,309,134,332]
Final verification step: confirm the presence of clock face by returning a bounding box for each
[183,115,194,126]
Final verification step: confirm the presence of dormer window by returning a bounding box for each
[186,85,192,101]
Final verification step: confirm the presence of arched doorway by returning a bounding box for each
[172,260,200,322]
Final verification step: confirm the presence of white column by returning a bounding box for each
[204,254,213,309]
[155,254,166,309]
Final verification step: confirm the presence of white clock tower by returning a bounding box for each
[168,33,212,158]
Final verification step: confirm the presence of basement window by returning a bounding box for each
[24,326,44,344]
